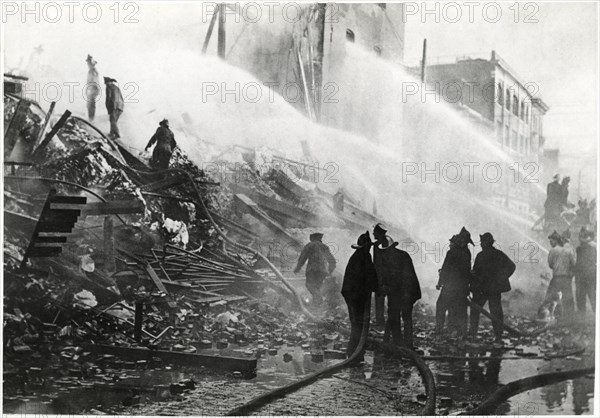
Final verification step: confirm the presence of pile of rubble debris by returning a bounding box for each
[4,88,384,411]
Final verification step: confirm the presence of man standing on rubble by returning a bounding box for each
[104,77,124,139]
[435,227,473,340]
[342,231,378,359]
[547,230,577,320]
[85,55,100,122]
[145,119,177,169]
[373,224,421,349]
[575,227,596,315]
[294,232,336,307]
[469,232,515,343]
[544,174,562,229]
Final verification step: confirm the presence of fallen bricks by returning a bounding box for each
[83,344,258,377]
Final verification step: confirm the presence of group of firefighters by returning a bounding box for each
[294,222,596,359]
[85,54,177,170]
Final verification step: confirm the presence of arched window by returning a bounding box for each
[497,83,503,105]
[373,46,382,56]
[505,89,511,110]
[512,94,518,115]
[346,29,355,43]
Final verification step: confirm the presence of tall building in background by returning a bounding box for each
[419,50,550,216]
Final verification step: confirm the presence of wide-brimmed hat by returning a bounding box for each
[548,230,562,242]
[373,223,388,235]
[103,76,116,83]
[309,232,323,241]
[159,118,169,127]
[552,173,560,180]
[459,226,474,245]
[480,232,494,243]
[379,235,398,250]
[351,231,372,249]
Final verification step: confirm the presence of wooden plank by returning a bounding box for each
[83,343,257,375]
[31,110,72,159]
[233,194,303,246]
[27,247,62,257]
[82,200,144,216]
[229,183,320,225]
[33,101,56,151]
[140,261,178,309]
[49,195,87,205]
[141,175,186,192]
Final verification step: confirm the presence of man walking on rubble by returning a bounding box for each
[435,227,473,340]
[469,232,516,343]
[104,76,124,139]
[546,230,577,320]
[294,232,336,307]
[373,224,421,349]
[145,119,177,169]
[575,227,596,315]
[342,231,378,360]
[85,55,100,122]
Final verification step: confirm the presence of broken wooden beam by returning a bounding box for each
[229,183,321,226]
[141,174,186,192]
[84,343,258,375]
[31,110,72,159]
[233,194,303,247]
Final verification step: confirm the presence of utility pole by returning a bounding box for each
[202,7,219,54]
[577,169,582,198]
[421,38,427,83]
[217,3,226,58]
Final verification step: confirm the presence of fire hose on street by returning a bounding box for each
[461,366,595,415]
[466,296,550,337]
[126,165,437,416]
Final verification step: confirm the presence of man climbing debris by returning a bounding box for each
[575,227,596,315]
[85,54,100,122]
[294,232,336,307]
[546,230,577,320]
[469,232,516,343]
[104,76,124,139]
[436,227,473,340]
[145,119,177,169]
[373,226,421,349]
[342,231,378,359]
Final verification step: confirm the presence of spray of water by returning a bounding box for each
[10,33,549,299]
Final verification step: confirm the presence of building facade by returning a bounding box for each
[423,51,550,215]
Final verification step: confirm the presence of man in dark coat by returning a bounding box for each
[145,119,177,169]
[294,232,336,307]
[373,223,388,326]
[436,227,473,339]
[342,231,378,357]
[373,232,421,349]
[575,227,596,314]
[469,232,516,342]
[544,174,562,228]
[104,77,124,139]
